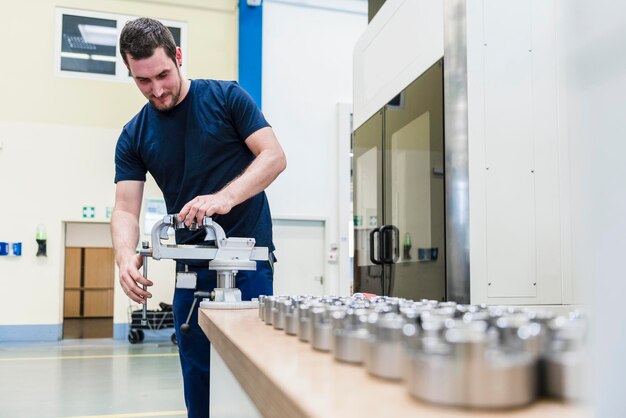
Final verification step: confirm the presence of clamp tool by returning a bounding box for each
[138,214,268,331]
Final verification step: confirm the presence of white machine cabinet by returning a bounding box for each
[353,0,572,306]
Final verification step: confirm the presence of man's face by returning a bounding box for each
[126,47,183,111]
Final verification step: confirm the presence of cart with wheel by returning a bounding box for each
[127,302,177,345]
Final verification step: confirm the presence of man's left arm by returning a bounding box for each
[179,126,286,225]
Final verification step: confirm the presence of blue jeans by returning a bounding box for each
[172,261,273,418]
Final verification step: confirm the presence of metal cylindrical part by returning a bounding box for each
[334,329,368,363]
[333,308,369,364]
[408,319,538,409]
[366,340,404,379]
[284,302,299,335]
[264,297,275,325]
[298,304,313,342]
[217,271,236,289]
[312,324,332,351]
[407,346,536,409]
[543,316,586,401]
[258,295,267,321]
[311,306,333,352]
[366,313,405,380]
[273,299,289,330]
[545,352,584,400]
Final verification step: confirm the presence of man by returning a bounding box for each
[111,17,286,417]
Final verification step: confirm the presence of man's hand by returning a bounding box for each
[178,193,234,226]
[119,253,153,304]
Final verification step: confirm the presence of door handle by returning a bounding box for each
[379,224,399,264]
[369,227,383,265]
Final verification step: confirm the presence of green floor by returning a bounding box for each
[0,338,186,418]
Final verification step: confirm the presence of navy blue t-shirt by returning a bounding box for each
[115,80,274,258]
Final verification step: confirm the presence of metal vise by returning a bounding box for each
[138,214,268,335]
[150,214,268,303]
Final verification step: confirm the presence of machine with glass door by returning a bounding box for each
[353,60,445,300]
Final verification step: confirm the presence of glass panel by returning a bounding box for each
[352,111,384,294]
[61,14,117,75]
[168,26,182,46]
[384,60,446,300]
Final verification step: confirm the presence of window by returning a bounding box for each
[55,8,187,82]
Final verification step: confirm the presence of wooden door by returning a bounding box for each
[64,247,115,318]
[84,248,114,317]
[64,248,82,317]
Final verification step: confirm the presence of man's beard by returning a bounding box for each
[150,70,182,112]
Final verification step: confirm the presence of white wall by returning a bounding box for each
[0,122,117,327]
[0,123,177,330]
[262,0,367,295]
[66,223,113,248]
[559,0,626,414]
[0,0,238,338]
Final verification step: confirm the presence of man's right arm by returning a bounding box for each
[111,180,152,304]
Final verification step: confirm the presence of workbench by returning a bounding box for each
[199,308,589,418]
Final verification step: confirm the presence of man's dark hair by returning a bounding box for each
[119,18,177,66]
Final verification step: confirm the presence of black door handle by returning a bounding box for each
[369,227,383,265]
[379,224,399,264]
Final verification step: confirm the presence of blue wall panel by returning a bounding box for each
[239,0,263,108]
[0,324,62,342]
